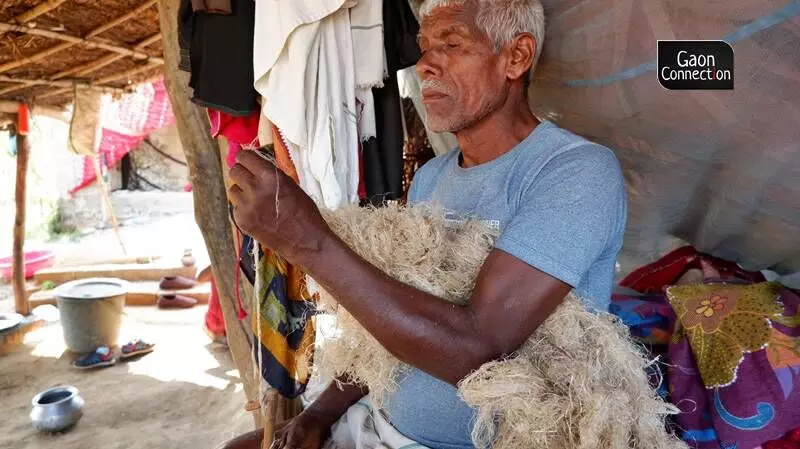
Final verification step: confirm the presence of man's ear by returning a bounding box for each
[506,33,535,82]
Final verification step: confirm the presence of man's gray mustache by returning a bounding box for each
[420,79,451,95]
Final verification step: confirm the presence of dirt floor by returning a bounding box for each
[0,304,254,449]
[0,212,255,449]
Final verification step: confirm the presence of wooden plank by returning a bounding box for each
[0,316,44,356]
[33,263,196,284]
[28,281,211,307]
[13,132,30,316]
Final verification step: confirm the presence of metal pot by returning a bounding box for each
[30,386,84,432]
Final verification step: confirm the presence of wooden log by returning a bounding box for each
[12,132,30,316]
[33,263,196,284]
[28,281,212,307]
[157,0,264,428]
[0,23,163,64]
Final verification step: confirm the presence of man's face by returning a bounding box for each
[416,4,508,133]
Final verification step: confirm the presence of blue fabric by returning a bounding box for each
[382,120,627,448]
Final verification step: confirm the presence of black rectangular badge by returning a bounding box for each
[657,40,734,90]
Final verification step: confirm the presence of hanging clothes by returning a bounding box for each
[178,0,258,116]
[254,0,360,210]
[226,140,316,399]
[207,108,260,167]
[191,0,232,14]
[363,0,421,205]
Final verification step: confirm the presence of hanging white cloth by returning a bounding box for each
[254,0,360,210]
[350,0,385,142]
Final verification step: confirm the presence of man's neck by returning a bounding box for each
[456,97,539,168]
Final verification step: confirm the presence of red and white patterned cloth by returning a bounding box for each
[69,78,175,194]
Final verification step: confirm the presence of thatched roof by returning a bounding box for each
[0,0,163,109]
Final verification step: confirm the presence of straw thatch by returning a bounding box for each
[0,0,163,108]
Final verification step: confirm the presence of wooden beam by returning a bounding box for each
[53,33,162,80]
[158,0,264,429]
[0,0,162,75]
[0,76,130,95]
[0,42,74,75]
[13,131,31,316]
[0,23,163,63]
[10,0,70,25]
[34,263,196,284]
[86,0,159,39]
[36,62,162,99]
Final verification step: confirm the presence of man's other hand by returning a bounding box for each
[228,150,330,265]
[271,410,331,449]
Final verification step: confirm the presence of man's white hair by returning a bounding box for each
[420,0,546,76]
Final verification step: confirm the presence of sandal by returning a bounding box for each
[72,346,117,370]
[120,339,155,360]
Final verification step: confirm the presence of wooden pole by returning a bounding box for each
[91,155,128,255]
[0,23,163,64]
[157,0,264,429]
[12,130,31,316]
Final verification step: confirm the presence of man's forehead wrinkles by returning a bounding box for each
[420,22,472,40]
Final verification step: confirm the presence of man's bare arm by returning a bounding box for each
[301,237,570,385]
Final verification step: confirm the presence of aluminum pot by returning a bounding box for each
[30,386,84,432]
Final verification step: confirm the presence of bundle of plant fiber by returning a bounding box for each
[314,203,685,449]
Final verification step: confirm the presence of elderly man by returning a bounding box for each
[223,0,626,447]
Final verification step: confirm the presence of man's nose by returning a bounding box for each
[416,51,441,80]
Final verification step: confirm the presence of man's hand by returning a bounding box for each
[271,410,330,449]
[228,151,331,265]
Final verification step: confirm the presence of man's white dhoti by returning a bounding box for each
[324,398,429,449]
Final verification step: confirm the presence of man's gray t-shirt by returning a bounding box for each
[381,120,628,448]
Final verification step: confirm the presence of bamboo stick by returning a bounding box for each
[0,23,163,63]
[0,42,74,75]
[37,62,162,99]
[8,0,69,26]
[51,33,162,80]
[13,130,31,316]
[86,0,159,39]
[91,154,127,255]
[0,76,129,95]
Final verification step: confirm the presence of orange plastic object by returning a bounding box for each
[17,103,30,135]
